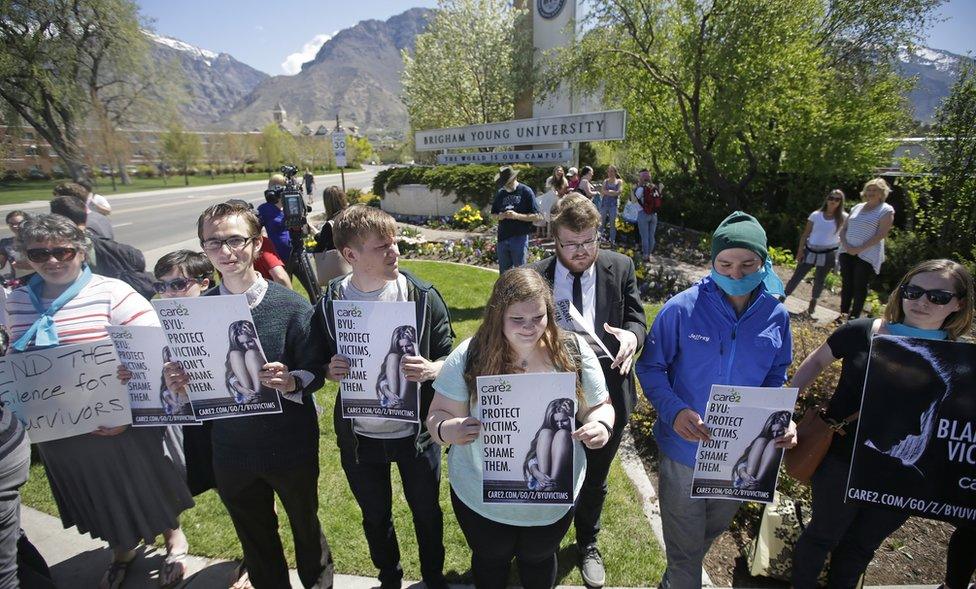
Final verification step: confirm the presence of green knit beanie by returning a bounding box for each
[710,211,768,262]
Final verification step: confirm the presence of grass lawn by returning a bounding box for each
[21,259,665,586]
[0,167,358,206]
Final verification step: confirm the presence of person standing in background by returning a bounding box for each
[491,167,541,274]
[781,189,847,316]
[837,178,895,320]
[598,166,623,245]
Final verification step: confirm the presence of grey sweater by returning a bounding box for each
[205,283,326,471]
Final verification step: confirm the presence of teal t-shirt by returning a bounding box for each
[432,334,609,526]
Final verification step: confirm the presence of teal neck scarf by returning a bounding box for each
[12,265,93,352]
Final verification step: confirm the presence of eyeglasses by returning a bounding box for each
[7,222,22,229]
[556,238,598,252]
[900,284,961,305]
[26,247,78,263]
[201,236,254,252]
[152,278,203,294]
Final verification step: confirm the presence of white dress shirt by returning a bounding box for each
[554,258,597,333]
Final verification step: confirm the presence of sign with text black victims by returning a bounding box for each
[0,342,131,442]
[692,385,798,503]
[478,372,576,506]
[152,295,282,420]
[107,325,199,426]
[847,336,976,523]
[333,300,419,422]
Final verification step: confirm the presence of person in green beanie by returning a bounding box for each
[635,211,796,589]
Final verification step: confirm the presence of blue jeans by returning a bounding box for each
[637,211,658,257]
[497,234,529,274]
[599,197,619,243]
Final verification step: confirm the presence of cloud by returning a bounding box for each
[254,25,264,32]
[281,33,334,75]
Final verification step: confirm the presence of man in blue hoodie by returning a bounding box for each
[636,211,796,589]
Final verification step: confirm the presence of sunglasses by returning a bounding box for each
[152,278,203,294]
[900,284,961,306]
[26,247,79,263]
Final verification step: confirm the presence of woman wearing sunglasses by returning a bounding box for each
[6,215,194,589]
[789,259,974,588]
[781,189,847,316]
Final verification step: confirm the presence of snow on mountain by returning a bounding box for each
[144,32,219,66]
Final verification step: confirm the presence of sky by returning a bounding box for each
[136,0,974,76]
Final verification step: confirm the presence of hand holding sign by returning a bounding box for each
[402,356,443,383]
[605,323,638,374]
[447,416,482,445]
[327,354,350,381]
[259,362,295,393]
[675,408,711,442]
[774,420,798,449]
[573,421,609,449]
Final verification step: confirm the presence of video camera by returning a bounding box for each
[264,165,307,229]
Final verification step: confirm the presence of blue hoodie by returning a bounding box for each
[635,276,792,467]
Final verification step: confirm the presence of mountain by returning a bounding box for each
[146,32,269,126]
[895,46,973,123]
[215,7,433,139]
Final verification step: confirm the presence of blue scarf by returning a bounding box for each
[709,259,785,297]
[12,265,93,352]
[887,322,948,341]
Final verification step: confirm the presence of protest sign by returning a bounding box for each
[333,300,419,422]
[152,295,281,420]
[478,372,576,506]
[691,384,798,503]
[107,325,198,426]
[847,336,976,523]
[0,342,131,442]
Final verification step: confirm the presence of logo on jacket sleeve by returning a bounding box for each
[756,324,782,348]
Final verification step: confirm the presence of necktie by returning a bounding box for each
[571,271,584,315]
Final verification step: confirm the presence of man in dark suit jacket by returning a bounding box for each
[527,194,647,588]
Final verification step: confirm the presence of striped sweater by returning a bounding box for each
[6,274,159,348]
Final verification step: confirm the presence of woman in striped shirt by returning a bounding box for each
[838,178,895,320]
[6,214,193,589]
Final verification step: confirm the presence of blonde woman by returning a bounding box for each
[838,178,895,319]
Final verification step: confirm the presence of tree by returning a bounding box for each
[552,0,937,209]
[226,133,255,180]
[258,124,297,173]
[161,123,202,186]
[348,136,374,166]
[0,0,161,182]
[401,0,532,133]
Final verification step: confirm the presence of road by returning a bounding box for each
[2,167,381,267]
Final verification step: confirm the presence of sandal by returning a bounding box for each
[100,557,135,589]
[159,548,188,588]
[229,562,254,589]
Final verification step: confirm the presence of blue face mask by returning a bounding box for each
[887,322,948,340]
[710,267,764,296]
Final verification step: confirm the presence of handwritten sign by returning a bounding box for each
[691,385,798,503]
[333,300,419,422]
[152,295,282,420]
[0,342,131,443]
[107,326,199,426]
[478,372,576,505]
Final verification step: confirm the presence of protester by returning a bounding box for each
[224,199,292,290]
[789,258,974,589]
[545,166,566,193]
[491,166,541,274]
[0,210,30,284]
[838,178,895,320]
[428,267,615,589]
[526,194,645,587]
[48,195,155,300]
[631,170,662,261]
[942,524,976,589]
[314,204,454,589]
[576,166,600,209]
[7,214,193,589]
[52,182,113,239]
[257,174,292,262]
[78,179,112,216]
[535,177,566,240]
[781,189,847,315]
[310,186,352,287]
[164,202,333,589]
[635,211,795,589]
[598,165,623,245]
[567,167,580,191]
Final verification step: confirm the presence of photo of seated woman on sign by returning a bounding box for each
[376,325,419,409]
[523,397,575,494]
[733,410,791,491]
[225,320,275,404]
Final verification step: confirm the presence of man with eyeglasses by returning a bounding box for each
[526,194,646,588]
[164,201,334,589]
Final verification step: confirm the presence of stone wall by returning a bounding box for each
[380,183,464,217]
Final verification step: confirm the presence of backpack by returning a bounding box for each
[88,233,156,300]
[637,184,663,214]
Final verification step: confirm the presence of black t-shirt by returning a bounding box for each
[824,318,875,457]
[491,183,538,241]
